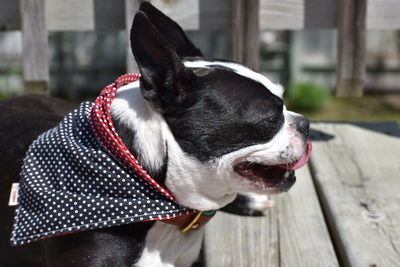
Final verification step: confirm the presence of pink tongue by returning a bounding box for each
[282,141,312,170]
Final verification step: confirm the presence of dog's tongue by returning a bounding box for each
[281,141,312,170]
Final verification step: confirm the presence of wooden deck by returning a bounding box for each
[203,122,400,267]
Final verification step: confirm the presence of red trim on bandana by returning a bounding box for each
[89,74,176,201]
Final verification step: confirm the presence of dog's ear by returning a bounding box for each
[131,11,195,111]
[139,2,203,57]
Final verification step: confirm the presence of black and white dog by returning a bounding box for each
[1,2,311,266]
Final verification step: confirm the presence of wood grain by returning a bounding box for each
[310,123,400,266]
[45,0,95,31]
[203,204,279,267]
[367,0,400,29]
[336,0,366,97]
[203,165,339,266]
[20,0,49,93]
[279,166,339,267]
[3,0,400,31]
[232,0,245,64]
[260,0,304,30]
[232,0,260,71]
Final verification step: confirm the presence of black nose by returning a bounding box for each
[295,116,310,137]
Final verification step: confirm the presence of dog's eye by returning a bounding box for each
[255,116,278,125]
[266,116,279,123]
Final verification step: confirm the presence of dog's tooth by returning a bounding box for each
[284,171,289,179]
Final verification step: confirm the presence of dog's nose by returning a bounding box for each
[295,116,310,137]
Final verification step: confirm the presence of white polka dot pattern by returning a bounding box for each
[11,74,193,246]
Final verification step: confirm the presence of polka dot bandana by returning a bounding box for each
[11,74,193,246]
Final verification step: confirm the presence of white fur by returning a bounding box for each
[111,81,167,174]
[134,222,203,267]
[242,192,274,212]
[184,60,284,98]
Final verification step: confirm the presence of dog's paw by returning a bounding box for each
[220,193,274,216]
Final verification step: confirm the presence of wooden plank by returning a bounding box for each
[204,165,339,267]
[204,202,279,267]
[20,0,49,93]
[310,123,400,267]
[279,165,339,267]
[232,0,260,71]
[244,0,260,71]
[367,0,400,29]
[259,0,338,30]
[336,0,366,97]
[260,0,304,30]
[232,0,245,64]
[4,0,400,31]
[45,0,95,31]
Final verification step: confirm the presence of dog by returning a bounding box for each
[0,2,311,266]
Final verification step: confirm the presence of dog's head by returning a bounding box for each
[129,2,311,210]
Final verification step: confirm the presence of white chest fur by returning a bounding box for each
[135,222,204,267]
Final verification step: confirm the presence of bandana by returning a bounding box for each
[11,74,194,246]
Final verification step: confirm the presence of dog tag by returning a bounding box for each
[8,183,19,206]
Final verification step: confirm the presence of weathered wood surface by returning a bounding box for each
[45,0,95,31]
[310,123,400,266]
[204,165,338,267]
[3,0,400,31]
[20,0,49,93]
[204,203,279,267]
[367,0,400,29]
[232,0,260,71]
[336,0,367,97]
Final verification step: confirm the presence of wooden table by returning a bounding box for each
[203,122,400,267]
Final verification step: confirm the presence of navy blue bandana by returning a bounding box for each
[11,74,193,245]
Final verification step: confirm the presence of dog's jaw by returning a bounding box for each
[163,130,239,210]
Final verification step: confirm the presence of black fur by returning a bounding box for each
[42,222,154,267]
[221,194,264,217]
[139,2,203,58]
[161,68,284,161]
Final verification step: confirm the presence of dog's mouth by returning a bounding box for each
[233,141,312,192]
[233,162,296,191]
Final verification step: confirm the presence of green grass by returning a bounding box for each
[289,96,400,123]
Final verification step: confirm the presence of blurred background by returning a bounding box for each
[0,0,399,123]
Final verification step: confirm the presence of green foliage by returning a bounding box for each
[287,82,331,112]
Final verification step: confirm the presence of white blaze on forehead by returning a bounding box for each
[184,60,284,98]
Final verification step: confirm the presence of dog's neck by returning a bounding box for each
[110,81,236,211]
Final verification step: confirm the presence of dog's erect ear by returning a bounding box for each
[131,11,195,111]
[139,2,203,57]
